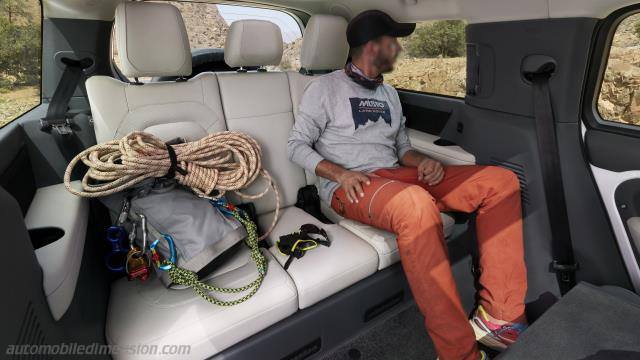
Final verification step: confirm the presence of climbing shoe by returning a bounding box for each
[470,305,527,351]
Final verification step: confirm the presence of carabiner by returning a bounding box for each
[150,233,177,271]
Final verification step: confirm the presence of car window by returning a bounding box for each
[597,13,640,126]
[111,1,303,79]
[0,0,42,127]
[386,20,467,98]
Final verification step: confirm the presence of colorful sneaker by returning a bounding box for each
[470,305,527,351]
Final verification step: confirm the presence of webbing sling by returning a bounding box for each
[41,57,93,163]
[523,55,579,295]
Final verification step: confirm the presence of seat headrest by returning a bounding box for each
[301,15,349,72]
[114,2,191,78]
[224,20,283,68]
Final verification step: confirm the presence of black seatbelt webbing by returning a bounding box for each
[42,57,93,165]
[528,66,579,295]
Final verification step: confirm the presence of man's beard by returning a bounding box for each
[374,54,397,74]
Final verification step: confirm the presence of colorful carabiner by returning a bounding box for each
[150,233,177,271]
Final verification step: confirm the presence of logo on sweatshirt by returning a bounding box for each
[349,97,392,130]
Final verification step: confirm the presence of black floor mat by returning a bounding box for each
[501,282,640,360]
[320,303,438,360]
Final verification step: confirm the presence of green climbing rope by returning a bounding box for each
[161,204,268,306]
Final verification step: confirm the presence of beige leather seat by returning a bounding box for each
[220,19,379,309]
[87,4,298,359]
[87,2,226,143]
[288,14,456,270]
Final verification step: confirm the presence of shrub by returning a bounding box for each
[404,20,466,58]
[0,0,41,88]
[635,21,640,40]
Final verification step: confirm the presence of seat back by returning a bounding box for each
[287,14,349,185]
[219,20,306,215]
[86,2,226,143]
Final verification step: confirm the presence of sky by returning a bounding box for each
[217,4,302,43]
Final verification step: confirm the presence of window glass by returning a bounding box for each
[112,2,302,78]
[598,13,640,125]
[386,20,467,97]
[0,0,41,127]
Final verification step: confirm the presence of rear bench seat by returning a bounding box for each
[87,3,458,358]
[219,19,378,309]
[88,4,298,359]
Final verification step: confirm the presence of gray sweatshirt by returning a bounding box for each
[287,70,412,202]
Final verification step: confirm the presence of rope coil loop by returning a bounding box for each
[64,131,280,240]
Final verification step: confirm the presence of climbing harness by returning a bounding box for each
[63,131,280,240]
[104,197,131,272]
[147,198,267,306]
[277,224,330,270]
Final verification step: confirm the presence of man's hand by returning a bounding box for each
[417,158,444,186]
[336,170,371,203]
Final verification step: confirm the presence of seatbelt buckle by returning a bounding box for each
[551,260,580,283]
[41,117,73,135]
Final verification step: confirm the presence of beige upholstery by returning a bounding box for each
[106,248,298,360]
[222,19,381,310]
[224,20,283,68]
[300,14,349,71]
[259,207,378,309]
[218,71,305,214]
[25,182,89,321]
[93,7,299,359]
[86,73,226,143]
[114,2,191,78]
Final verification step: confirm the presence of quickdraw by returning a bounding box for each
[277,224,330,270]
[146,198,268,307]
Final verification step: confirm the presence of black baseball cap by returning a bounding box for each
[346,10,416,48]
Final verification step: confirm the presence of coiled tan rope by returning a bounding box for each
[63,131,279,240]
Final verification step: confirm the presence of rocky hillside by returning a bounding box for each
[386,57,466,97]
[172,2,228,49]
[170,2,301,71]
[598,13,640,124]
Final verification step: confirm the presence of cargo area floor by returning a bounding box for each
[319,302,438,360]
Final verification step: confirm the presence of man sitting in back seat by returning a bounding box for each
[288,10,528,360]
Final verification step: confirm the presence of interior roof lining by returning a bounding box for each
[43,0,640,23]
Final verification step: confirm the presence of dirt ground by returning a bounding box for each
[0,86,40,127]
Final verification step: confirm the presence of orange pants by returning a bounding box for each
[331,165,527,360]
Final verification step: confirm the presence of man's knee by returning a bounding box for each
[390,185,442,229]
[484,166,520,194]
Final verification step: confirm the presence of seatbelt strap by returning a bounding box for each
[41,57,93,166]
[525,58,579,294]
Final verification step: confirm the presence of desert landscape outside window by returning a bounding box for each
[112,2,303,77]
[0,0,41,127]
[598,13,640,125]
[386,20,467,98]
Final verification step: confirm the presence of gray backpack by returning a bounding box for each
[127,184,247,288]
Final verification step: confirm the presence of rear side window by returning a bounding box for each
[597,13,640,125]
[111,2,303,78]
[387,20,467,98]
[0,0,42,127]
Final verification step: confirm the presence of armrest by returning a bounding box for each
[407,129,476,165]
[25,182,89,320]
